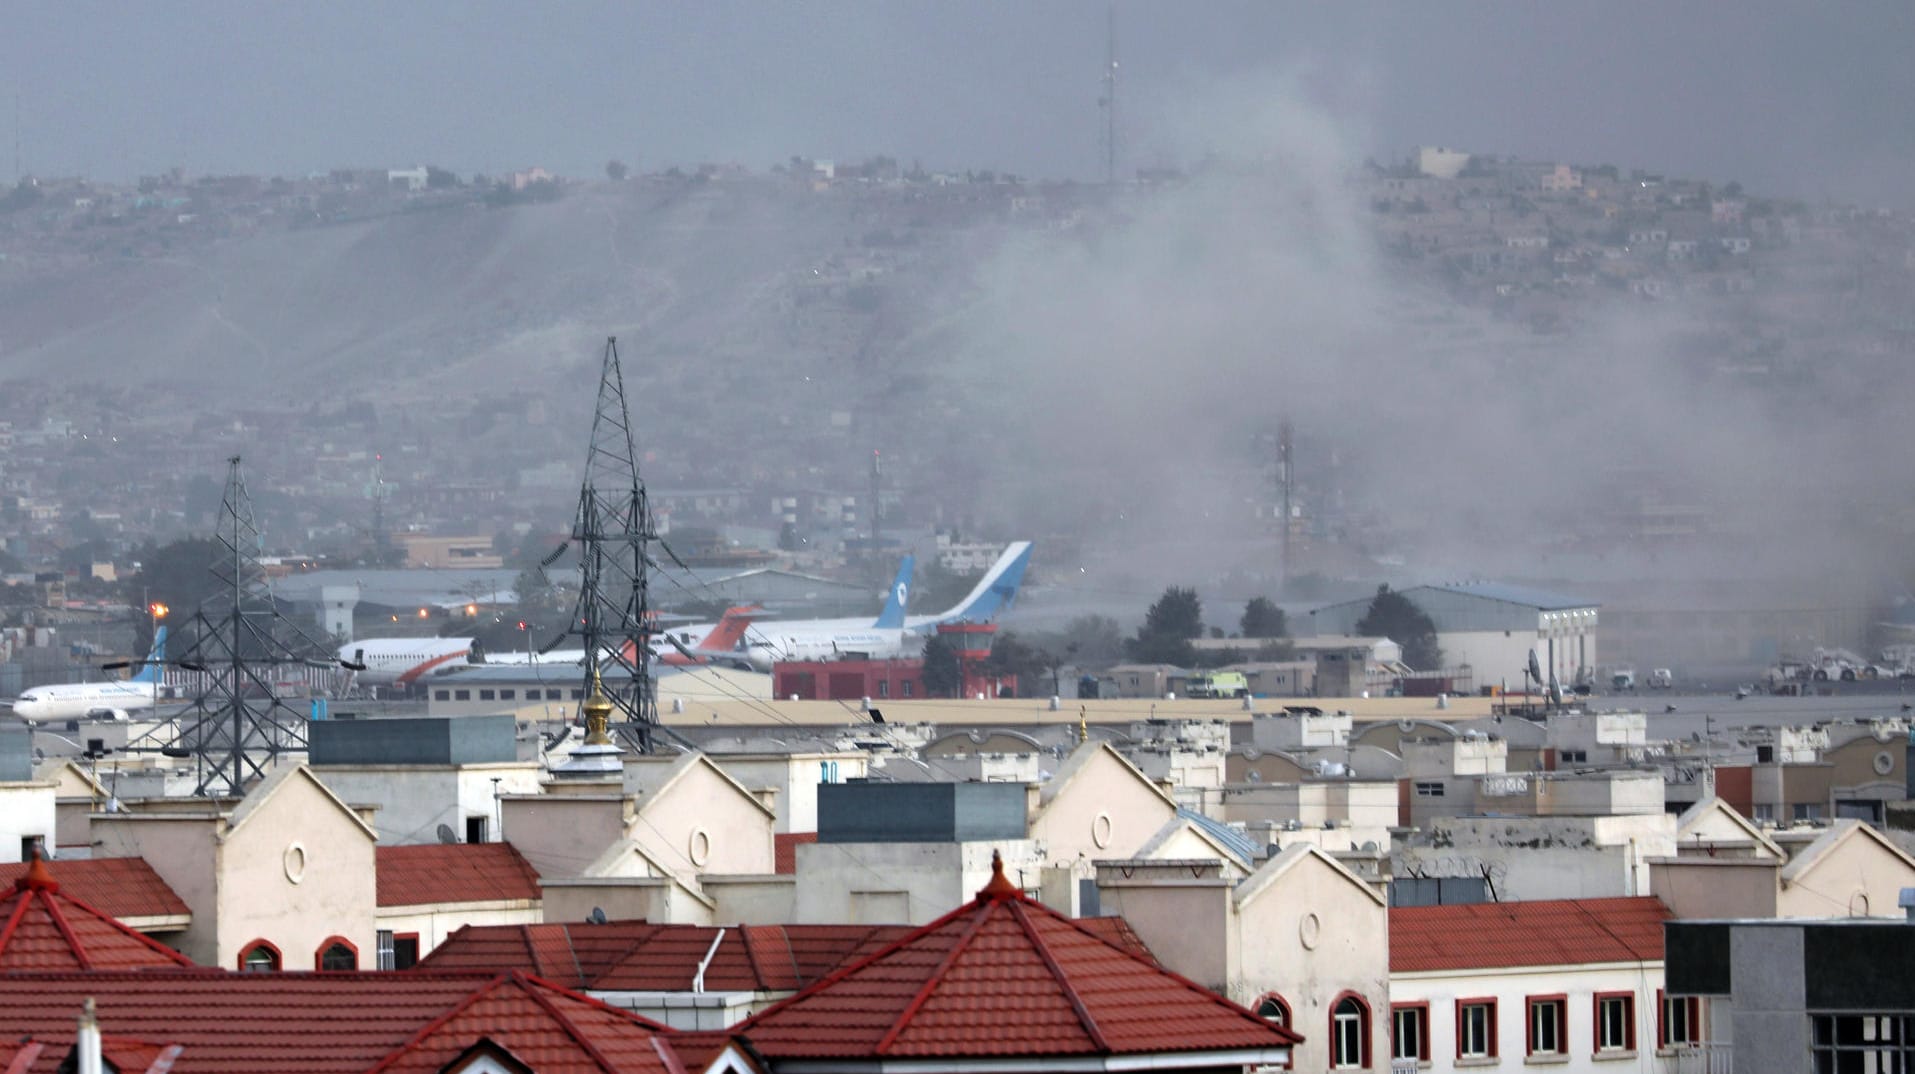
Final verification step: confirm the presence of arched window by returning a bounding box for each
[238,940,281,973]
[317,938,359,971]
[1331,993,1371,1070]
[1254,993,1292,1029]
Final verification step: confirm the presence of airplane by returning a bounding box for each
[9,627,172,723]
[482,604,763,671]
[339,605,763,687]
[728,542,1031,670]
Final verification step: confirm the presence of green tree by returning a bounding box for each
[1127,586,1203,666]
[984,630,1049,698]
[1354,585,1444,670]
[606,160,630,182]
[1240,597,1286,638]
[920,631,963,698]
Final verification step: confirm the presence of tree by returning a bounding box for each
[605,159,630,182]
[920,631,963,698]
[1240,596,1287,639]
[1354,585,1443,670]
[1127,586,1203,666]
[1056,614,1125,667]
[984,630,1049,698]
[425,165,460,189]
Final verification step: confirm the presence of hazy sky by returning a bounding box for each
[10,2,1915,204]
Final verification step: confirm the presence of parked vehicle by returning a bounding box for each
[1649,668,1674,690]
[1183,671,1249,699]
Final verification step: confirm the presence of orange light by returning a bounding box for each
[417,608,429,619]
[465,604,478,617]
[149,602,169,620]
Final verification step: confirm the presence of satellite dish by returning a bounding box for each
[436,823,458,845]
[587,906,608,925]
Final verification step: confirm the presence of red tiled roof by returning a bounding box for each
[773,832,816,875]
[0,858,189,922]
[1390,896,1671,974]
[376,843,541,908]
[734,854,1302,1060]
[0,857,197,971]
[0,971,680,1074]
[418,922,917,993]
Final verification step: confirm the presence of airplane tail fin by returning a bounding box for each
[933,542,1032,623]
[132,627,168,684]
[699,605,762,652]
[872,556,915,630]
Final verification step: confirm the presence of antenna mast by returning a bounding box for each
[563,338,659,752]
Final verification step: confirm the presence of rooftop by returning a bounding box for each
[376,843,542,908]
[735,852,1299,1061]
[1391,896,1669,973]
[0,857,190,924]
[0,855,197,971]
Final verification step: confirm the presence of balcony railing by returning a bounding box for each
[1668,1042,1732,1073]
[1390,1061,1421,1074]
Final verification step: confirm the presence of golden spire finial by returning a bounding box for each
[582,663,614,746]
[1078,705,1089,745]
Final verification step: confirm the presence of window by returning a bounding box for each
[434,689,450,701]
[479,689,495,701]
[902,680,913,697]
[1414,781,1445,797]
[453,689,470,701]
[19,835,43,861]
[1793,802,1826,823]
[1561,749,1588,764]
[1392,1003,1429,1063]
[391,933,420,970]
[465,816,487,844]
[569,689,583,700]
[878,680,889,698]
[1659,991,1701,1049]
[1457,998,1497,1059]
[377,930,396,971]
[545,689,562,700]
[1595,992,1635,1053]
[239,940,281,972]
[1527,996,1566,1056]
[1331,994,1371,1069]
[499,689,516,701]
[1812,1013,1915,1073]
[317,938,357,971]
[1254,993,1291,1030]
[1752,803,1776,822]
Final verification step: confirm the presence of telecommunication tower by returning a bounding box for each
[561,338,660,752]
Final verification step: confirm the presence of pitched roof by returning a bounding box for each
[418,922,913,993]
[1391,896,1670,973]
[774,832,816,875]
[735,853,1300,1060]
[1416,581,1598,610]
[0,856,197,972]
[0,971,680,1074]
[1778,820,1915,886]
[0,858,190,924]
[377,843,542,908]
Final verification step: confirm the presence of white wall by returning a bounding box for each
[311,763,542,845]
[0,782,55,861]
[377,901,541,958]
[1392,962,1673,1073]
[792,839,1040,925]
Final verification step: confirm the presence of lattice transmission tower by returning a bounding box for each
[165,457,342,796]
[562,338,660,753]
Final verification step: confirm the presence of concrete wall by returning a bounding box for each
[91,815,221,963]
[0,782,55,861]
[1650,860,1779,919]
[311,762,542,845]
[1400,815,1675,901]
[542,879,683,925]
[377,902,541,958]
[307,715,517,765]
[703,874,797,925]
[214,772,377,971]
[1391,962,1667,1073]
[501,794,628,880]
[632,759,774,878]
[792,839,1039,925]
[709,753,868,834]
[1095,877,1235,990]
[1776,830,1915,919]
[1031,751,1176,863]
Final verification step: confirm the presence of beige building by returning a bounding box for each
[91,764,378,970]
[1097,845,1390,1074]
[1651,799,1915,920]
[1028,741,1179,866]
[502,751,777,925]
[398,535,503,570]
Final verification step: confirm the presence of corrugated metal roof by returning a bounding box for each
[1175,808,1263,863]
[1418,582,1600,611]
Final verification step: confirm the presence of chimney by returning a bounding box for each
[77,997,101,1074]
